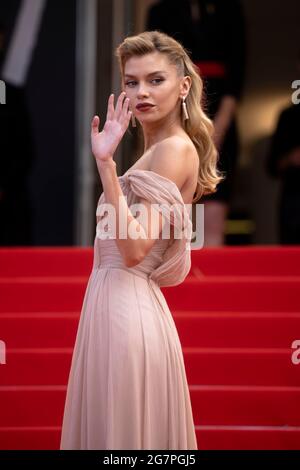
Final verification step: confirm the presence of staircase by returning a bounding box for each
[0,246,299,450]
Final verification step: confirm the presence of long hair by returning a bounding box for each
[115,30,224,203]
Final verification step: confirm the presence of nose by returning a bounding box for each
[137,82,149,99]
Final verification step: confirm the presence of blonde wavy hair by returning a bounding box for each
[115,30,224,203]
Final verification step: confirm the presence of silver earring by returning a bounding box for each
[131,112,136,127]
[182,96,189,121]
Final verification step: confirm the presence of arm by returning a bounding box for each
[92,94,191,267]
[96,160,146,267]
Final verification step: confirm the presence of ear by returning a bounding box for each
[180,75,192,97]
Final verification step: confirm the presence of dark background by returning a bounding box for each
[0,0,76,245]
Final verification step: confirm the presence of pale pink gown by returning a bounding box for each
[60,169,198,450]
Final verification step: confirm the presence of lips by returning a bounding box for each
[136,103,155,110]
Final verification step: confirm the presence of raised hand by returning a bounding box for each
[91,91,132,163]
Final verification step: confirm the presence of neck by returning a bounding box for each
[141,109,185,152]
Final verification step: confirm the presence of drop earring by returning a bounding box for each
[182,96,189,121]
[131,112,136,127]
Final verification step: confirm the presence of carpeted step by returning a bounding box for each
[195,425,300,450]
[0,425,299,450]
[0,277,87,313]
[173,312,300,348]
[184,348,299,386]
[0,313,79,348]
[1,311,299,348]
[0,385,299,427]
[191,246,300,276]
[1,247,299,450]
[1,246,300,277]
[1,276,300,312]
[1,348,299,387]
[165,277,300,312]
[0,248,93,278]
[190,385,300,426]
[0,427,61,450]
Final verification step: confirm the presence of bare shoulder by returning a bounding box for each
[150,135,198,191]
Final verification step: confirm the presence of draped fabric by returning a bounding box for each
[60,169,197,450]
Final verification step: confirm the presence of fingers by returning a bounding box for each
[121,97,132,127]
[121,97,130,118]
[106,94,114,121]
[125,109,133,128]
[115,91,126,119]
[91,115,100,135]
[105,91,132,127]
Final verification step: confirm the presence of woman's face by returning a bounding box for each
[123,51,189,126]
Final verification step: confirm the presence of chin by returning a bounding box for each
[138,116,159,125]
[139,112,168,125]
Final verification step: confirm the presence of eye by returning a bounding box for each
[125,81,137,87]
[151,78,164,85]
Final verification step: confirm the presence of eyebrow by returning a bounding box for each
[124,71,167,78]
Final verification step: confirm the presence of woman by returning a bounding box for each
[60,31,222,450]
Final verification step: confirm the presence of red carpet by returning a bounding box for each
[0,246,299,450]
